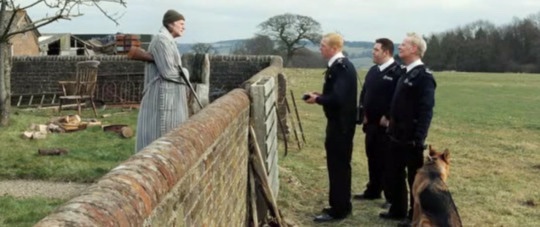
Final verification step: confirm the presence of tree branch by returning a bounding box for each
[92,0,124,26]
[3,0,126,40]
[6,14,68,38]
[0,8,18,41]
[21,0,45,10]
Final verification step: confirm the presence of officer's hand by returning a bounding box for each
[303,92,318,104]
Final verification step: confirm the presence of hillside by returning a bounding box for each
[178,39,377,69]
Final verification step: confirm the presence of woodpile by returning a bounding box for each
[21,115,102,139]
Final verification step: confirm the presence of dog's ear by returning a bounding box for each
[428,145,436,157]
[442,149,450,163]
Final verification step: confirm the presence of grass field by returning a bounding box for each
[0,69,539,226]
[0,107,138,183]
[0,107,138,227]
[277,69,540,226]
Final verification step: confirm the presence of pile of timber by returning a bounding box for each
[20,114,134,140]
[21,115,101,139]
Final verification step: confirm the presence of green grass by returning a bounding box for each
[0,107,137,183]
[0,196,65,227]
[1,70,540,226]
[278,69,540,226]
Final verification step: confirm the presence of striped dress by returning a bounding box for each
[135,28,189,152]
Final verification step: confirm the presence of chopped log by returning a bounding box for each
[37,124,48,134]
[65,115,81,124]
[61,123,87,132]
[81,118,102,127]
[38,148,69,156]
[101,112,129,118]
[47,123,64,133]
[22,131,34,139]
[103,124,133,138]
[32,132,47,140]
[120,126,134,138]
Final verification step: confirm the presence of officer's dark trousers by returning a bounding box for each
[386,140,424,218]
[363,124,391,201]
[325,119,356,217]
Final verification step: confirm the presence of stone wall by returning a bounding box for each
[208,55,273,101]
[35,89,251,226]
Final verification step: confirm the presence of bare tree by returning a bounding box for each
[259,13,322,67]
[191,43,217,54]
[0,0,126,126]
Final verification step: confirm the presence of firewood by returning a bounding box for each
[38,148,69,156]
[101,112,129,118]
[22,131,34,139]
[66,115,81,124]
[37,124,48,134]
[120,126,134,138]
[103,124,133,138]
[47,123,64,133]
[32,132,47,140]
[86,121,102,127]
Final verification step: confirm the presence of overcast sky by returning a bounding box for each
[24,0,540,44]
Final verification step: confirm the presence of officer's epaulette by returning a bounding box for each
[409,68,420,79]
[409,66,432,80]
[335,58,348,69]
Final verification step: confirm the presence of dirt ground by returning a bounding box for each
[0,180,89,199]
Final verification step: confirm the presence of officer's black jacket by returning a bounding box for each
[316,57,358,128]
[359,62,400,124]
[388,65,436,144]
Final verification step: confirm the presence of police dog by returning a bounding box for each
[411,146,462,227]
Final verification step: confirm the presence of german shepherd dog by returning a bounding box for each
[411,146,462,227]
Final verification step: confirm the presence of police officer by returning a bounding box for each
[304,33,358,223]
[379,33,436,225]
[354,38,400,209]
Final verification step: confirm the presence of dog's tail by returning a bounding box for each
[419,183,463,227]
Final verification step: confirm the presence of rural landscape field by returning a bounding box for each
[0,68,539,226]
[276,68,540,226]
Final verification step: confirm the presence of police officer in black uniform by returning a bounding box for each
[304,33,358,223]
[354,38,400,208]
[379,33,436,226]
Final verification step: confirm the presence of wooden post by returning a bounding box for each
[249,126,283,226]
[250,77,279,198]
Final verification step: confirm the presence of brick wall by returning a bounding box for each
[29,54,285,226]
[11,55,275,104]
[35,89,251,226]
[11,56,144,97]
